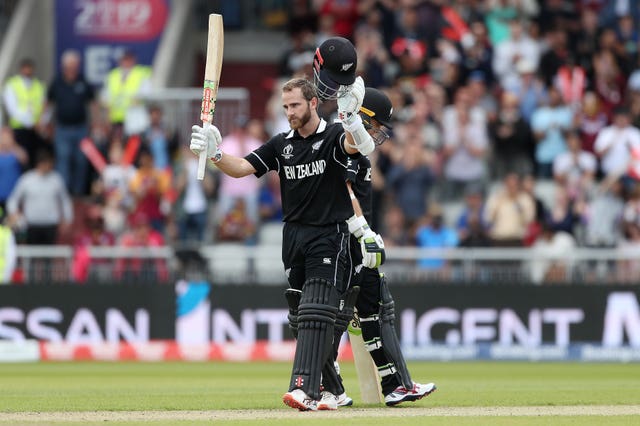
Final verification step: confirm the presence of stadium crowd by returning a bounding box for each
[2,0,640,284]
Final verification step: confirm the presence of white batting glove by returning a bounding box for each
[337,76,365,125]
[360,229,385,269]
[190,123,221,158]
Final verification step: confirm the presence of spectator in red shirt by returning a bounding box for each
[114,212,167,282]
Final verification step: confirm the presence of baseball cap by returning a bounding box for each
[313,37,357,85]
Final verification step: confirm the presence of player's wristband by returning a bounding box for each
[211,148,223,163]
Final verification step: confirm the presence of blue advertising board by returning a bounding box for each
[54,0,169,86]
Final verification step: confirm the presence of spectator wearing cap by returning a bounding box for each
[2,58,47,169]
[216,115,263,235]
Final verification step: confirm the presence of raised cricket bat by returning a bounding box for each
[348,310,383,404]
[198,13,224,180]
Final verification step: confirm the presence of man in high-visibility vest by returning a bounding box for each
[0,207,17,284]
[2,58,47,170]
[101,50,152,138]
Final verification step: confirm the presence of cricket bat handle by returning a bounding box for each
[196,122,211,180]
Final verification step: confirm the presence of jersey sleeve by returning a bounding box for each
[244,137,279,178]
[345,155,359,184]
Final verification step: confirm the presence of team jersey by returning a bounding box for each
[346,154,373,224]
[245,119,355,225]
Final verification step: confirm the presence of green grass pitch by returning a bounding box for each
[1,361,639,425]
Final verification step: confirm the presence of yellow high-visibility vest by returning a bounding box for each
[105,65,151,123]
[0,226,11,283]
[5,75,45,129]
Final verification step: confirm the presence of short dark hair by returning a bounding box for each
[282,78,318,102]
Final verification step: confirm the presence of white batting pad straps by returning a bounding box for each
[364,337,382,351]
[378,363,397,378]
[359,314,380,322]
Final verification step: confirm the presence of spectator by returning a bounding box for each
[492,18,540,88]
[441,86,489,199]
[530,221,577,284]
[143,104,177,170]
[539,27,571,87]
[484,172,535,246]
[581,179,625,248]
[544,186,579,236]
[45,49,95,195]
[101,50,152,138]
[594,106,640,180]
[386,136,434,227]
[553,130,597,201]
[0,207,17,284]
[0,127,27,212]
[217,198,256,243]
[71,206,115,283]
[459,20,495,87]
[2,58,47,169]
[456,184,488,242]
[6,149,73,245]
[174,143,214,243]
[216,115,263,229]
[504,58,548,123]
[467,71,498,123]
[258,172,283,224]
[458,210,492,248]
[128,148,170,233]
[318,0,360,39]
[415,203,459,270]
[553,55,587,110]
[575,91,608,155]
[531,86,573,178]
[114,212,168,282]
[382,204,409,247]
[489,91,535,179]
[279,29,316,77]
[592,48,626,120]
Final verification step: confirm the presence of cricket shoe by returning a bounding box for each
[384,382,437,407]
[336,392,353,407]
[317,391,338,410]
[282,389,318,411]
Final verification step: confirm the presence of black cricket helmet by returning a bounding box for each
[360,87,393,145]
[313,37,357,100]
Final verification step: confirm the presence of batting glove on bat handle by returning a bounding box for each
[360,228,386,269]
[190,123,221,158]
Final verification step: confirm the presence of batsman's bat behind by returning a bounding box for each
[198,13,224,180]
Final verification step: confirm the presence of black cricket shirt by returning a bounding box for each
[245,119,355,225]
[346,155,373,224]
